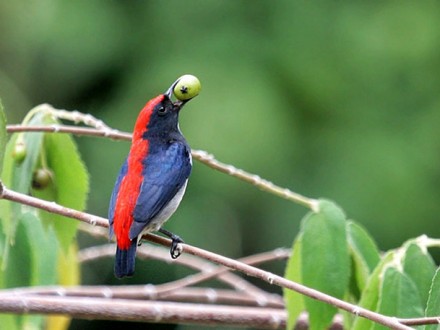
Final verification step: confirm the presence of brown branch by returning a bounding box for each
[0,286,280,308]
[79,243,284,306]
[6,124,131,141]
[0,181,414,329]
[6,124,318,211]
[0,295,286,329]
[397,317,440,326]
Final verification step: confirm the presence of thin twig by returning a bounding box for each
[6,124,318,211]
[398,317,440,326]
[79,243,283,306]
[24,104,111,130]
[0,181,414,329]
[191,149,319,211]
[6,124,131,141]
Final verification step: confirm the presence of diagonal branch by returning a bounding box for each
[0,181,413,330]
[79,243,284,306]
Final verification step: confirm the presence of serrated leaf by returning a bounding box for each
[283,235,304,330]
[372,267,424,330]
[1,113,46,266]
[403,243,436,308]
[0,134,17,242]
[347,221,380,292]
[352,251,395,330]
[0,98,7,175]
[32,116,89,252]
[300,199,350,330]
[424,268,440,330]
[1,112,46,242]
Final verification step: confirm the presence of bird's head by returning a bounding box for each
[133,75,201,140]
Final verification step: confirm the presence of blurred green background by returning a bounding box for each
[1,1,440,329]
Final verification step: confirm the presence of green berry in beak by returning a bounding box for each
[173,74,201,101]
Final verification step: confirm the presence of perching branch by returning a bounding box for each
[0,181,414,329]
[78,242,286,305]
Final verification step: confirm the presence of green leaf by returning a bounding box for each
[424,267,440,330]
[0,220,19,330]
[0,114,45,244]
[31,117,89,252]
[3,216,32,289]
[347,221,380,292]
[1,212,59,329]
[0,315,18,330]
[283,235,304,330]
[1,215,33,329]
[0,98,7,175]
[352,251,395,330]
[0,113,46,266]
[21,212,58,285]
[20,212,58,329]
[300,199,350,330]
[373,267,424,330]
[403,242,436,308]
[0,134,17,241]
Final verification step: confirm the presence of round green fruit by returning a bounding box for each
[32,168,53,190]
[12,142,27,163]
[173,74,201,101]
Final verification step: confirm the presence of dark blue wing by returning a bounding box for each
[129,141,191,239]
[108,158,128,239]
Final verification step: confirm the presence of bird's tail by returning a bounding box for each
[114,240,137,278]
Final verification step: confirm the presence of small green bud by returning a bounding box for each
[12,142,27,163]
[173,74,201,101]
[32,168,53,190]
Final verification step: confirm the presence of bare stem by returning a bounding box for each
[6,124,318,211]
[23,104,111,129]
[0,295,286,329]
[79,243,284,306]
[0,181,413,329]
[0,286,282,308]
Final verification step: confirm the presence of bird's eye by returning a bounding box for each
[157,106,167,116]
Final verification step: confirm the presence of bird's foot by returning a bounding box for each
[159,228,184,259]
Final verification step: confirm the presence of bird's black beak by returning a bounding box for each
[165,78,186,108]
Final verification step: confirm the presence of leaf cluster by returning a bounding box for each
[0,104,89,329]
[284,199,440,330]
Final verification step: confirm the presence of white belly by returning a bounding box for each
[141,180,188,235]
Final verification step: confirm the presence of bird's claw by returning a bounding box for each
[170,236,184,259]
[159,228,184,259]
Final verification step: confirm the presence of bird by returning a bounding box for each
[108,76,200,278]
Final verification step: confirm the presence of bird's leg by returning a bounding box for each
[159,228,184,259]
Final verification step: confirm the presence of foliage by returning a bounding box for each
[284,202,440,329]
[1,1,440,329]
[0,106,88,330]
[0,103,439,329]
